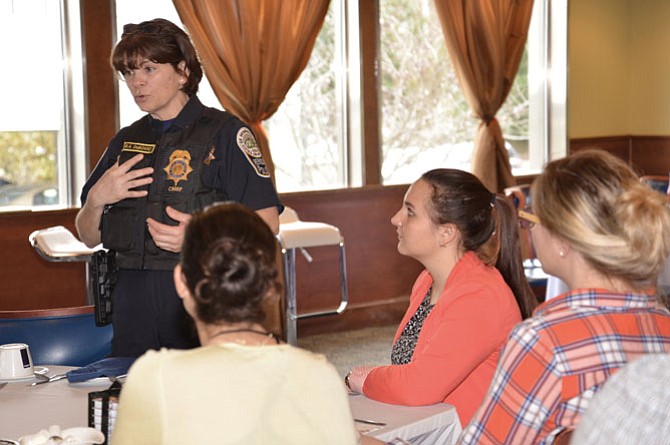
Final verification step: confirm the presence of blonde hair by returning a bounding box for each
[532,149,670,286]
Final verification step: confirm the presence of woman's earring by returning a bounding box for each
[559,250,565,257]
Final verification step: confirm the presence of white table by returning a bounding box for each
[349,393,462,444]
[1,366,462,444]
[0,365,110,441]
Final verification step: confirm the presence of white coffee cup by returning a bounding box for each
[0,343,34,380]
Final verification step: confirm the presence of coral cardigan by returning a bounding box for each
[362,251,522,426]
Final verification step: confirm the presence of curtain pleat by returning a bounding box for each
[434,0,534,192]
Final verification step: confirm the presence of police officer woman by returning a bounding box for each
[75,18,282,358]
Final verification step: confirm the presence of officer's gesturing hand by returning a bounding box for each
[146,206,192,253]
[87,153,154,208]
[76,153,154,247]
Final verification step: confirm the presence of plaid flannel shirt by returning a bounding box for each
[457,288,670,445]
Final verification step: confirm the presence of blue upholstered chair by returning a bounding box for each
[504,184,531,211]
[0,306,112,367]
[639,175,670,196]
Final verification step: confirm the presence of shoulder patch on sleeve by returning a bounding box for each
[236,127,270,178]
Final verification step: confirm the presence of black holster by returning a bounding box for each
[89,250,118,327]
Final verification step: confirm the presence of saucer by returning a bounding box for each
[18,426,104,445]
[0,374,35,383]
[0,367,50,383]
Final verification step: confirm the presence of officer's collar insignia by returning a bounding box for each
[122,142,155,154]
[236,127,270,178]
[164,149,193,189]
[204,146,216,165]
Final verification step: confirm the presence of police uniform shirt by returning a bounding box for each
[81,95,282,216]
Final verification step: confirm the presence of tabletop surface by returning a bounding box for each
[349,393,461,443]
[0,366,461,443]
[0,365,111,441]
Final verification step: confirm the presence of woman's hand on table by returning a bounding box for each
[346,365,376,393]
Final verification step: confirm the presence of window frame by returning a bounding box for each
[63,0,88,206]
[528,0,568,171]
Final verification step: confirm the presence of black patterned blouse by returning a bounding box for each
[390,287,435,365]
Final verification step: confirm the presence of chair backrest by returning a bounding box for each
[639,175,670,196]
[552,428,573,445]
[0,306,112,367]
[279,206,300,224]
[504,184,532,209]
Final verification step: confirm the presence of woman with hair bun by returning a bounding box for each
[346,168,537,427]
[459,149,670,445]
[112,202,364,444]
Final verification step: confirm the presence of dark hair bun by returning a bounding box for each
[180,202,279,325]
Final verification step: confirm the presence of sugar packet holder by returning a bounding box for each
[88,380,122,445]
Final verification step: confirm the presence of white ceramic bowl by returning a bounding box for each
[18,426,104,445]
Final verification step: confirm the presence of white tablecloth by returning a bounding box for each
[1,366,462,444]
[0,365,108,441]
[349,394,461,444]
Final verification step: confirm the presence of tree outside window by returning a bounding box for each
[380,0,530,185]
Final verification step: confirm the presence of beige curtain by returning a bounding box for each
[434,0,534,192]
[172,0,330,179]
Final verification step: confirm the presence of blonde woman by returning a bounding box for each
[459,149,670,445]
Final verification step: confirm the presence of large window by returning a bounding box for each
[266,1,364,192]
[379,0,477,184]
[268,0,566,189]
[0,0,85,211]
[379,0,563,185]
[114,1,564,193]
[0,1,565,212]
[265,1,350,192]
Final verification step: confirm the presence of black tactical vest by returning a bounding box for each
[101,108,234,270]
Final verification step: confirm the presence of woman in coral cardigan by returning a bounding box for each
[346,169,537,427]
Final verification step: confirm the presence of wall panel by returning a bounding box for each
[1,209,86,310]
[0,187,421,336]
[570,135,670,177]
